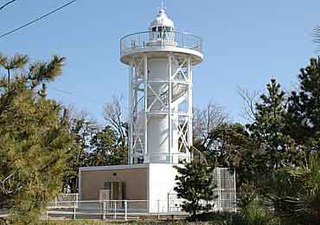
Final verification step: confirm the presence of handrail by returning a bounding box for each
[120,31,203,55]
[120,30,202,42]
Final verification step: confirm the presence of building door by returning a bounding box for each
[104,181,124,201]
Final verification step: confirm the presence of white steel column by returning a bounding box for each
[168,54,172,163]
[143,55,148,163]
[129,61,134,164]
[187,57,192,161]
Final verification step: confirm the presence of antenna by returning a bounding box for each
[161,0,166,10]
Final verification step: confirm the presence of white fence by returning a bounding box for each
[49,193,79,209]
[46,199,181,220]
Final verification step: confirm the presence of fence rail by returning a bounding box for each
[46,199,175,220]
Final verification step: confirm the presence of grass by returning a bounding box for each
[38,220,189,225]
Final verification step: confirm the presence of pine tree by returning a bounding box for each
[0,53,74,223]
[174,158,216,220]
[248,79,291,169]
[239,58,320,223]
[287,58,320,161]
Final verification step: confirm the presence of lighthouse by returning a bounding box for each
[120,8,203,164]
[79,7,204,213]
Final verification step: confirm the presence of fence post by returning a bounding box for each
[106,200,109,218]
[76,193,79,207]
[102,200,106,220]
[124,200,128,221]
[73,201,77,220]
[157,199,160,219]
[54,196,58,208]
[114,201,117,219]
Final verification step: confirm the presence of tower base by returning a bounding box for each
[79,163,181,213]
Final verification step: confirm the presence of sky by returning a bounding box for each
[0,0,319,124]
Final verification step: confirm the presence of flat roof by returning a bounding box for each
[79,164,149,172]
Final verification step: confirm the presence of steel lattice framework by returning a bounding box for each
[128,53,194,164]
[120,24,203,164]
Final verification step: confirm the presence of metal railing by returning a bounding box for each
[49,193,79,209]
[47,200,149,220]
[130,152,191,164]
[120,31,203,55]
[46,199,188,220]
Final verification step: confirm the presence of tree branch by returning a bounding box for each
[238,86,260,122]
[0,172,22,195]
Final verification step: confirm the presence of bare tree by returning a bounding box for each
[238,86,260,122]
[103,96,128,148]
[193,101,228,145]
[62,106,97,193]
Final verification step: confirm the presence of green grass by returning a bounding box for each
[39,220,188,225]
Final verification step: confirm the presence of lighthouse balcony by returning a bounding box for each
[120,31,203,62]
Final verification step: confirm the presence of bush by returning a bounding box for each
[242,199,280,225]
[196,212,247,225]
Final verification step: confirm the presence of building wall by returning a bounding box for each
[148,164,178,213]
[80,166,148,201]
[79,164,181,213]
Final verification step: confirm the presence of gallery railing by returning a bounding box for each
[120,31,203,56]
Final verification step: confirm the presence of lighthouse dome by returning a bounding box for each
[149,8,175,31]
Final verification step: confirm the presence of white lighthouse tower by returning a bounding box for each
[120,8,203,165]
[79,7,204,214]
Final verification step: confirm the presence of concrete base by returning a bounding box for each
[79,163,180,213]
